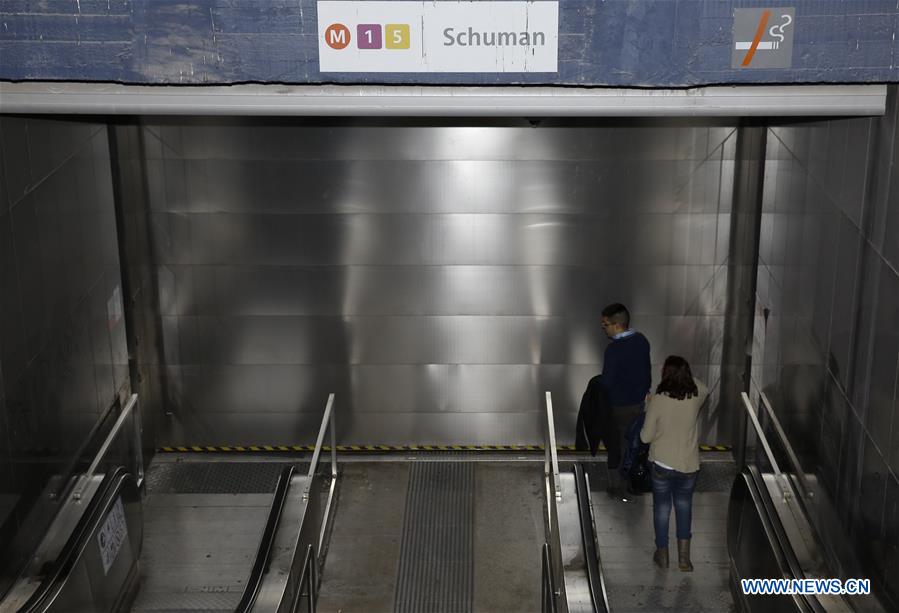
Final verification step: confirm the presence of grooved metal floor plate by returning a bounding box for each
[694,462,737,492]
[132,461,284,612]
[394,463,475,613]
[145,461,289,494]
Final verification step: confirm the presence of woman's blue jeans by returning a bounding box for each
[651,463,698,548]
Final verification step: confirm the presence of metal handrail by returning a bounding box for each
[73,394,140,501]
[758,391,815,505]
[304,393,338,568]
[573,464,610,613]
[296,545,317,613]
[542,392,566,612]
[541,542,558,613]
[740,392,792,501]
[544,391,562,502]
[17,468,133,613]
[51,400,118,501]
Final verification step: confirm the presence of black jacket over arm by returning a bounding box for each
[575,375,613,456]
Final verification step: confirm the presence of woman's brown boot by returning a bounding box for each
[677,538,693,571]
[653,547,669,570]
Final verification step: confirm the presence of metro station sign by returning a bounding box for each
[317,1,559,73]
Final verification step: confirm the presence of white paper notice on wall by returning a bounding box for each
[317,1,559,73]
[97,497,128,575]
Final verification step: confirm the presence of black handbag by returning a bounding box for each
[628,445,653,494]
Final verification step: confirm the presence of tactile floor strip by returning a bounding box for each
[394,463,474,613]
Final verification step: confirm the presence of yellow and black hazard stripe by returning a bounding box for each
[699,444,730,452]
[159,443,731,453]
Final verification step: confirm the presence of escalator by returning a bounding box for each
[0,393,338,613]
[131,462,315,613]
[542,392,610,613]
[727,392,881,613]
[2,467,142,612]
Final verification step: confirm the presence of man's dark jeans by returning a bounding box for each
[606,404,643,471]
[651,462,698,548]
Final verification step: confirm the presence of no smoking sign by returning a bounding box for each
[732,8,795,69]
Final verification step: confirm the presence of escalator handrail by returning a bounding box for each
[755,389,817,520]
[234,464,296,613]
[294,544,317,613]
[17,467,131,613]
[50,399,120,503]
[541,542,558,613]
[573,464,610,613]
[738,465,823,613]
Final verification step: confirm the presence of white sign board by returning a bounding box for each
[97,497,128,575]
[317,1,559,73]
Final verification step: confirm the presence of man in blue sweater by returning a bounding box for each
[600,303,652,498]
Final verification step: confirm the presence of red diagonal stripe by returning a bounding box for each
[742,10,772,67]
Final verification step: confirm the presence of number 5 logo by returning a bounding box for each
[325,23,350,50]
[386,24,411,49]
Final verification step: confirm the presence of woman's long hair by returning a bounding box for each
[655,355,698,400]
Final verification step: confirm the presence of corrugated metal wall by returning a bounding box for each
[140,119,736,446]
[753,88,899,606]
[0,117,128,590]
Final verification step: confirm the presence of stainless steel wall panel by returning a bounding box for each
[163,410,327,446]
[0,213,25,386]
[163,265,628,318]
[25,120,95,182]
[0,117,31,208]
[167,158,735,216]
[10,195,47,358]
[859,433,890,572]
[162,158,190,212]
[867,93,899,254]
[841,120,871,227]
[867,265,899,457]
[148,122,735,162]
[154,212,652,267]
[670,160,727,214]
[829,217,862,390]
[885,176,899,271]
[849,247,881,409]
[172,365,342,415]
[160,316,181,367]
[210,265,343,316]
[144,159,168,212]
[143,120,736,447]
[758,99,899,610]
[156,265,184,316]
[0,145,8,214]
[87,280,117,415]
[810,207,840,352]
[149,213,193,265]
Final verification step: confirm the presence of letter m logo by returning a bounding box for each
[326,23,351,49]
